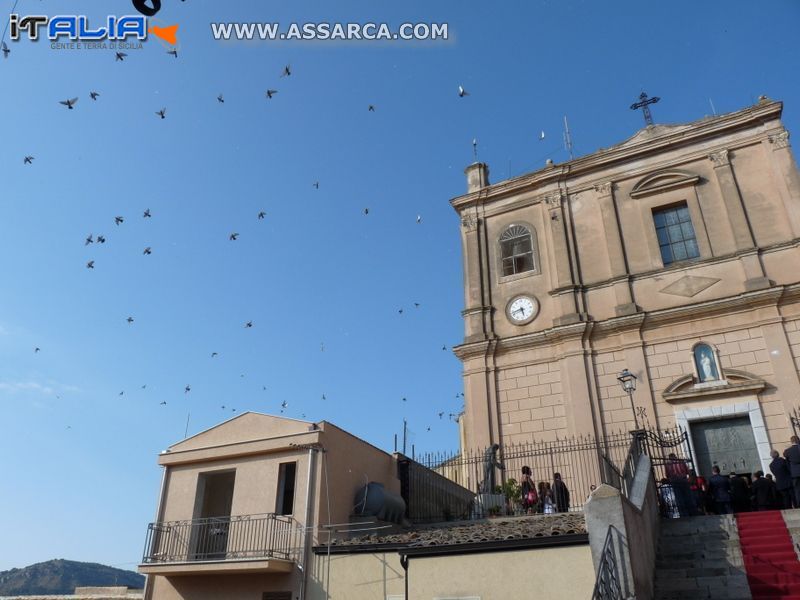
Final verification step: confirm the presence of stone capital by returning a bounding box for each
[708,149,730,167]
[461,213,478,231]
[768,131,790,150]
[544,191,563,208]
[593,181,614,196]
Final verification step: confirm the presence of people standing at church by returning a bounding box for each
[708,466,732,514]
[552,472,570,513]
[538,481,555,514]
[730,472,751,513]
[770,449,794,509]
[750,471,776,511]
[520,466,537,514]
[665,453,693,516]
[784,436,800,506]
[688,471,708,515]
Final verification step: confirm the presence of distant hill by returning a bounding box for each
[0,559,144,596]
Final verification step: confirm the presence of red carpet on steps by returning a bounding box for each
[737,511,800,599]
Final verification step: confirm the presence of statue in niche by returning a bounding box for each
[694,344,720,383]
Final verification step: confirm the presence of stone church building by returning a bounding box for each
[452,97,800,477]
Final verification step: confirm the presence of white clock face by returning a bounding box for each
[507,296,538,324]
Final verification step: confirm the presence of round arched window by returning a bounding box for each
[500,225,535,276]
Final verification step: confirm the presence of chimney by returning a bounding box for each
[465,162,489,193]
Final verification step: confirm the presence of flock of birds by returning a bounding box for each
[6,25,474,441]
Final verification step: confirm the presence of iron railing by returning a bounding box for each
[142,513,299,564]
[591,526,623,600]
[401,428,694,523]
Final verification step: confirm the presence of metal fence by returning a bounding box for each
[142,513,299,564]
[399,428,694,523]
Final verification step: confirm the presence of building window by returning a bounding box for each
[276,462,297,515]
[692,343,722,383]
[653,204,700,265]
[500,225,535,276]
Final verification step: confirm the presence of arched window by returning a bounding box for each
[693,343,722,383]
[500,225,535,276]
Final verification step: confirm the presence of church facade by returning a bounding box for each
[451,98,800,477]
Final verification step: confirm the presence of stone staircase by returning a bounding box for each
[654,514,752,600]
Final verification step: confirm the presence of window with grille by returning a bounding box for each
[500,225,535,276]
[652,204,700,265]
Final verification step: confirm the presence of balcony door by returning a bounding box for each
[191,470,236,560]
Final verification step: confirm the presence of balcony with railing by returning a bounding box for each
[139,513,301,576]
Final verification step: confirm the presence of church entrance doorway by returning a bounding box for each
[689,416,761,477]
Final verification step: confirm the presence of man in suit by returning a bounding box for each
[751,471,776,511]
[708,465,733,514]
[784,436,800,506]
[770,449,794,508]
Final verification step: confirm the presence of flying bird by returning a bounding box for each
[442,345,447,351]
[244,321,253,328]
[229,232,239,241]
[211,352,218,357]
[60,97,78,109]
[1,42,9,58]
[427,426,431,432]
[156,108,166,119]
[160,400,167,405]
[312,181,319,189]
[86,260,95,269]
[281,400,288,409]
[398,308,403,314]
[416,215,422,224]
[322,394,326,400]
[258,211,266,219]
[458,85,469,98]
[414,303,420,308]
[97,235,106,243]
[141,384,147,389]
[368,105,375,112]
[119,391,124,396]
[143,208,152,218]
[126,316,134,323]
[23,156,34,164]
[143,247,152,255]
[85,234,94,246]
[281,64,291,77]
[90,91,100,100]
[184,385,191,393]
[167,48,178,58]
[438,412,444,419]
[364,208,369,215]
[34,347,40,353]
[539,130,546,141]
[265,89,278,99]
[115,52,127,61]
[114,216,124,225]
[217,93,224,103]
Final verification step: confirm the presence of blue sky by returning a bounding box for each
[1,0,798,573]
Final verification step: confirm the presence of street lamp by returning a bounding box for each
[617,368,639,430]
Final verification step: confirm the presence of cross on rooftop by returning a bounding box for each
[630,91,660,126]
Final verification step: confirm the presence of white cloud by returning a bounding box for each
[0,381,56,395]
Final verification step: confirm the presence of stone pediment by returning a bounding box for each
[613,123,694,150]
[662,369,767,403]
[630,169,701,198]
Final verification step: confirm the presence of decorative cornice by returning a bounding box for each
[768,130,790,150]
[450,100,783,212]
[708,149,730,167]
